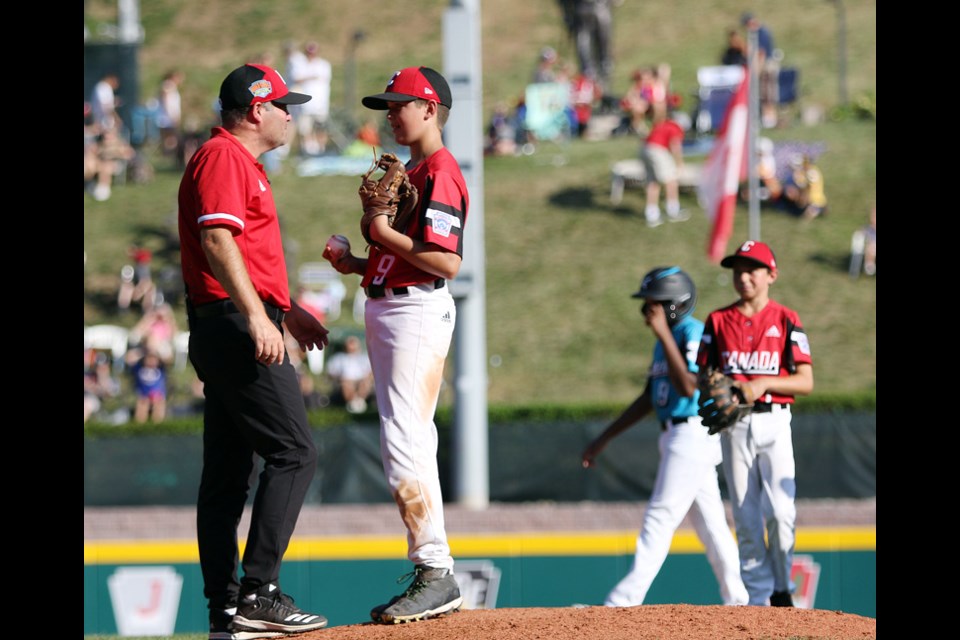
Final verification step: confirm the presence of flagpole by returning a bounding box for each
[747,24,761,240]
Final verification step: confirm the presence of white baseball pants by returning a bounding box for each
[605,417,748,606]
[721,406,796,605]
[365,284,456,570]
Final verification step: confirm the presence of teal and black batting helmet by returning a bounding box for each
[632,266,697,325]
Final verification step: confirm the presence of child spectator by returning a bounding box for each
[130,350,167,423]
[639,116,689,227]
[326,335,374,414]
[782,154,827,219]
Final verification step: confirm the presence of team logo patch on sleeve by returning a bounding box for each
[426,208,460,238]
[792,330,811,355]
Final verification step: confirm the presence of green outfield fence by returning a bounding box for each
[84,412,875,506]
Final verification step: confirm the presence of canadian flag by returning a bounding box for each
[697,75,750,263]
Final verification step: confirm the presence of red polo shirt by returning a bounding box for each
[178,127,291,309]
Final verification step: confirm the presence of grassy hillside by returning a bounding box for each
[84,0,876,407]
[86,0,876,125]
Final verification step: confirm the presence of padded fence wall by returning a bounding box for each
[84,412,875,506]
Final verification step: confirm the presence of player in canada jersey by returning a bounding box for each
[323,66,467,625]
[696,240,814,607]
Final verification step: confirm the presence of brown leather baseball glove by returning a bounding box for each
[697,367,755,435]
[358,152,419,248]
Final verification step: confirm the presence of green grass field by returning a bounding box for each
[84,0,875,411]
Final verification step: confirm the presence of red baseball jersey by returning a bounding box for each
[697,299,812,404]
[178,128,291,309]
[361,147,468,288]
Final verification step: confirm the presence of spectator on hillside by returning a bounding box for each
[721,29,748,66]
[326,335,374,414]
[559,0,614,92]
[90,73,122,134]
[781,153,827,220]
[289,41,332,156]
[617,68,652,136]
[130,303,178,365]
[533,46,560,84]
[639,116,689,227]
[616,65,672,136]
[85,107,136,202]
[740,137,782,203]
[342,119,382,158]
[570,70,601,137]
[356,119,381,149]
[84,102,100,185]
[741,11,780,128]
[757,137,782,201]
[118,244,157,312]
[647,64,671,125]
[486,102,519,156]
[127,348,167,423]
[863,206,876,275]
[157,69,185,156]
[84,354,121,423]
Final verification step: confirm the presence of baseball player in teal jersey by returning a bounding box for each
[583,267,747,606]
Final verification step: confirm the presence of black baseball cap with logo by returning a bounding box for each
[219,64,311,111]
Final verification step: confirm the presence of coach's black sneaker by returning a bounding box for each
[770,590,794,607]
[378,565,463,624]
[208,607,285,640]
[232,583,328,634]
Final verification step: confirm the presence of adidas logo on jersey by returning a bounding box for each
[764,325,782,338]
[441,311,452,323]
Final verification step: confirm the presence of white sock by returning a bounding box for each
[666,200,680,216]
[645,205,662,221]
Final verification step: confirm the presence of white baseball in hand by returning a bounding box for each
[326,234,350,260]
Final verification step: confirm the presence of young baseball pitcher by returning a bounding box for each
[323,66,467,624]
[696,240,814,606]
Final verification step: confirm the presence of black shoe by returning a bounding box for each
[770,590,794,607]
[208,608,286,640]
[378,565,463,624]
[232,583,328,633]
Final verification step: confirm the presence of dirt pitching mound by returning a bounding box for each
[297,604,876,640]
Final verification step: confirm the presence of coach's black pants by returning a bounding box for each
[189,311,317,610]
